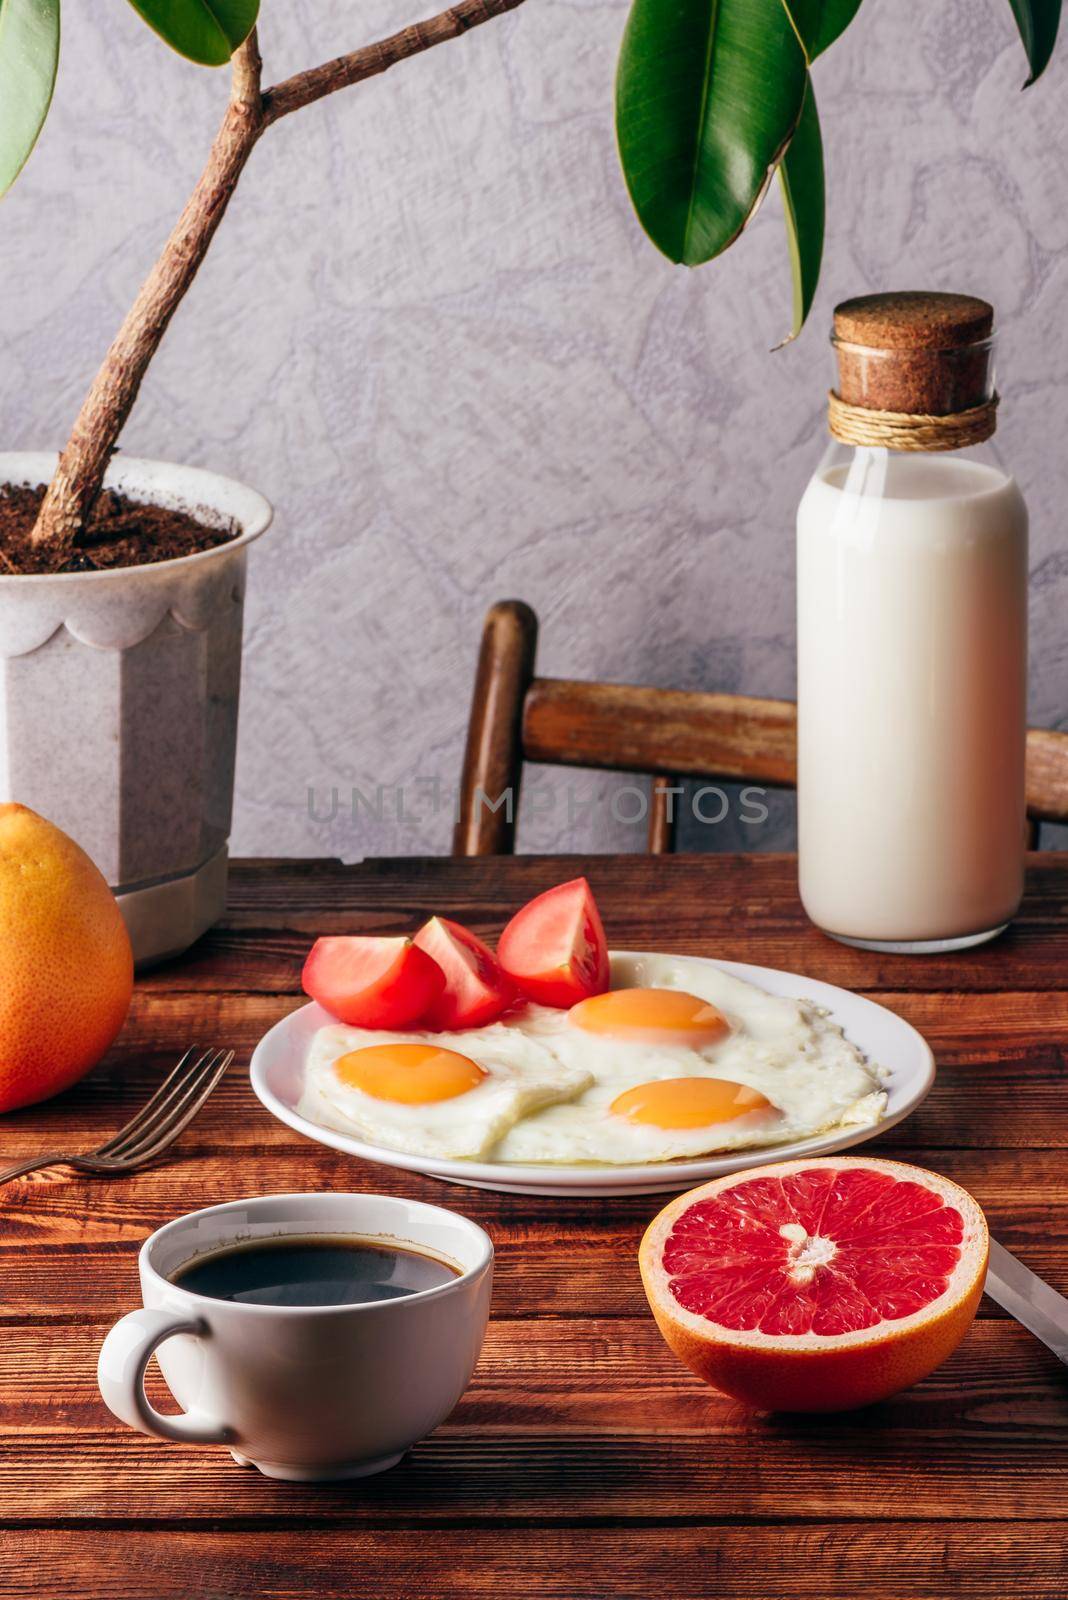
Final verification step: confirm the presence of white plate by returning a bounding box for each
[249,951,935,1197]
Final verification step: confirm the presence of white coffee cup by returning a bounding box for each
[97,1192,493,1481]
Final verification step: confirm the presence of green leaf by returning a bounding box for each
[0,0,59,198]
[124,0,258,67]
[616,0,807,267]
[780,0,864,60]
[777,75,823,345]
[1006,0,1061,84]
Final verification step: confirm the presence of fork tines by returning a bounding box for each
[99,1048,234,1165]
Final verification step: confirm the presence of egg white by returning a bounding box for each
[298,955,888,1167]
[490,954,888,1164]
[298,1018,593,1160]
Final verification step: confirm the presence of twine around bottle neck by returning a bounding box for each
[827,390,999,452]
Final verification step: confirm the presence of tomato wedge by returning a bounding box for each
[497,877,610,1008]
[302,936,444,1028]
[413,916,516,1030]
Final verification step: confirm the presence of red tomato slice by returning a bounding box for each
[413,916,516,1030]
[497,877,610,1008]
[302,936,444,1028]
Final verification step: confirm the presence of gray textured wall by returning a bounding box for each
[3,0,1066,861]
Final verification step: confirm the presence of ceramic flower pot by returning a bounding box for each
[0,452,272,965]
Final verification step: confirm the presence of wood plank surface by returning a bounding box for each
[142,853,1068,994]
[2,1149,1066,1323]
[2,1319,1066,1527]
[2,987,1066,1158]
[1,1526,1064,1600]
[2,855,1066,1599]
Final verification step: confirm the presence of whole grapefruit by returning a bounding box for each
[640,1156,988,1412]
[0,804,133,1112]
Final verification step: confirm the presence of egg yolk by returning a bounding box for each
[611,1076,774,1129]
[335,1043,486,1104]
[569,987,729,1047]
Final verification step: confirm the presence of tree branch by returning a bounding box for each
[262,0,526,126]
[30,34,266,553]
[231,25,263,111]
[28,0,529,556]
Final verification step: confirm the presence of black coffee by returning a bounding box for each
[172,1235,459,1307]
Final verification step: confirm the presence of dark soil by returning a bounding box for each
[0,483,238,575]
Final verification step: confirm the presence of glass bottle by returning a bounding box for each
[796,292,1028,952]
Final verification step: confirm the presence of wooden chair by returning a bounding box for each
[453,599,1068,855]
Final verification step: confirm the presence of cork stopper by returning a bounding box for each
[832,291,995,417]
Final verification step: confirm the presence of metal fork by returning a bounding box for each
[0,1047,234,1185]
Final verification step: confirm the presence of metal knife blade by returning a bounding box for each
[984,1238,1068,1365]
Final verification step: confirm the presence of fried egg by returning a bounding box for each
[299,1019,593,1159]
[490,954,887,1164]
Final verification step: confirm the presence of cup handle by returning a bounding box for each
[97,1308,232,1445]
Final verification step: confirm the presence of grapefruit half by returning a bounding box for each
[640,1156,988,1412]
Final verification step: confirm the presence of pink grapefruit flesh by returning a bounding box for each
[640,1156,988,1412]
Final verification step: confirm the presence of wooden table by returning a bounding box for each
[3,854,1067,1599]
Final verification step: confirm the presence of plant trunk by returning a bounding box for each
[30,95,264,555]
[27,1,526,560]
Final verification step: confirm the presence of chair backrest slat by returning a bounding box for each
[453,600,1068,855]
[523,678,799,785]
[1025,729,1068,823]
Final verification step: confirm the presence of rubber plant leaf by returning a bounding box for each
[1006,0,1062,84]
[776,74,824,345]
[779,0,864,60]
[124,0,259,67]
[616,0,807,267]
[0,0,59,198]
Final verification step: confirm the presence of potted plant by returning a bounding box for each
[0,0,527,963]
[0,0,1057,961]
